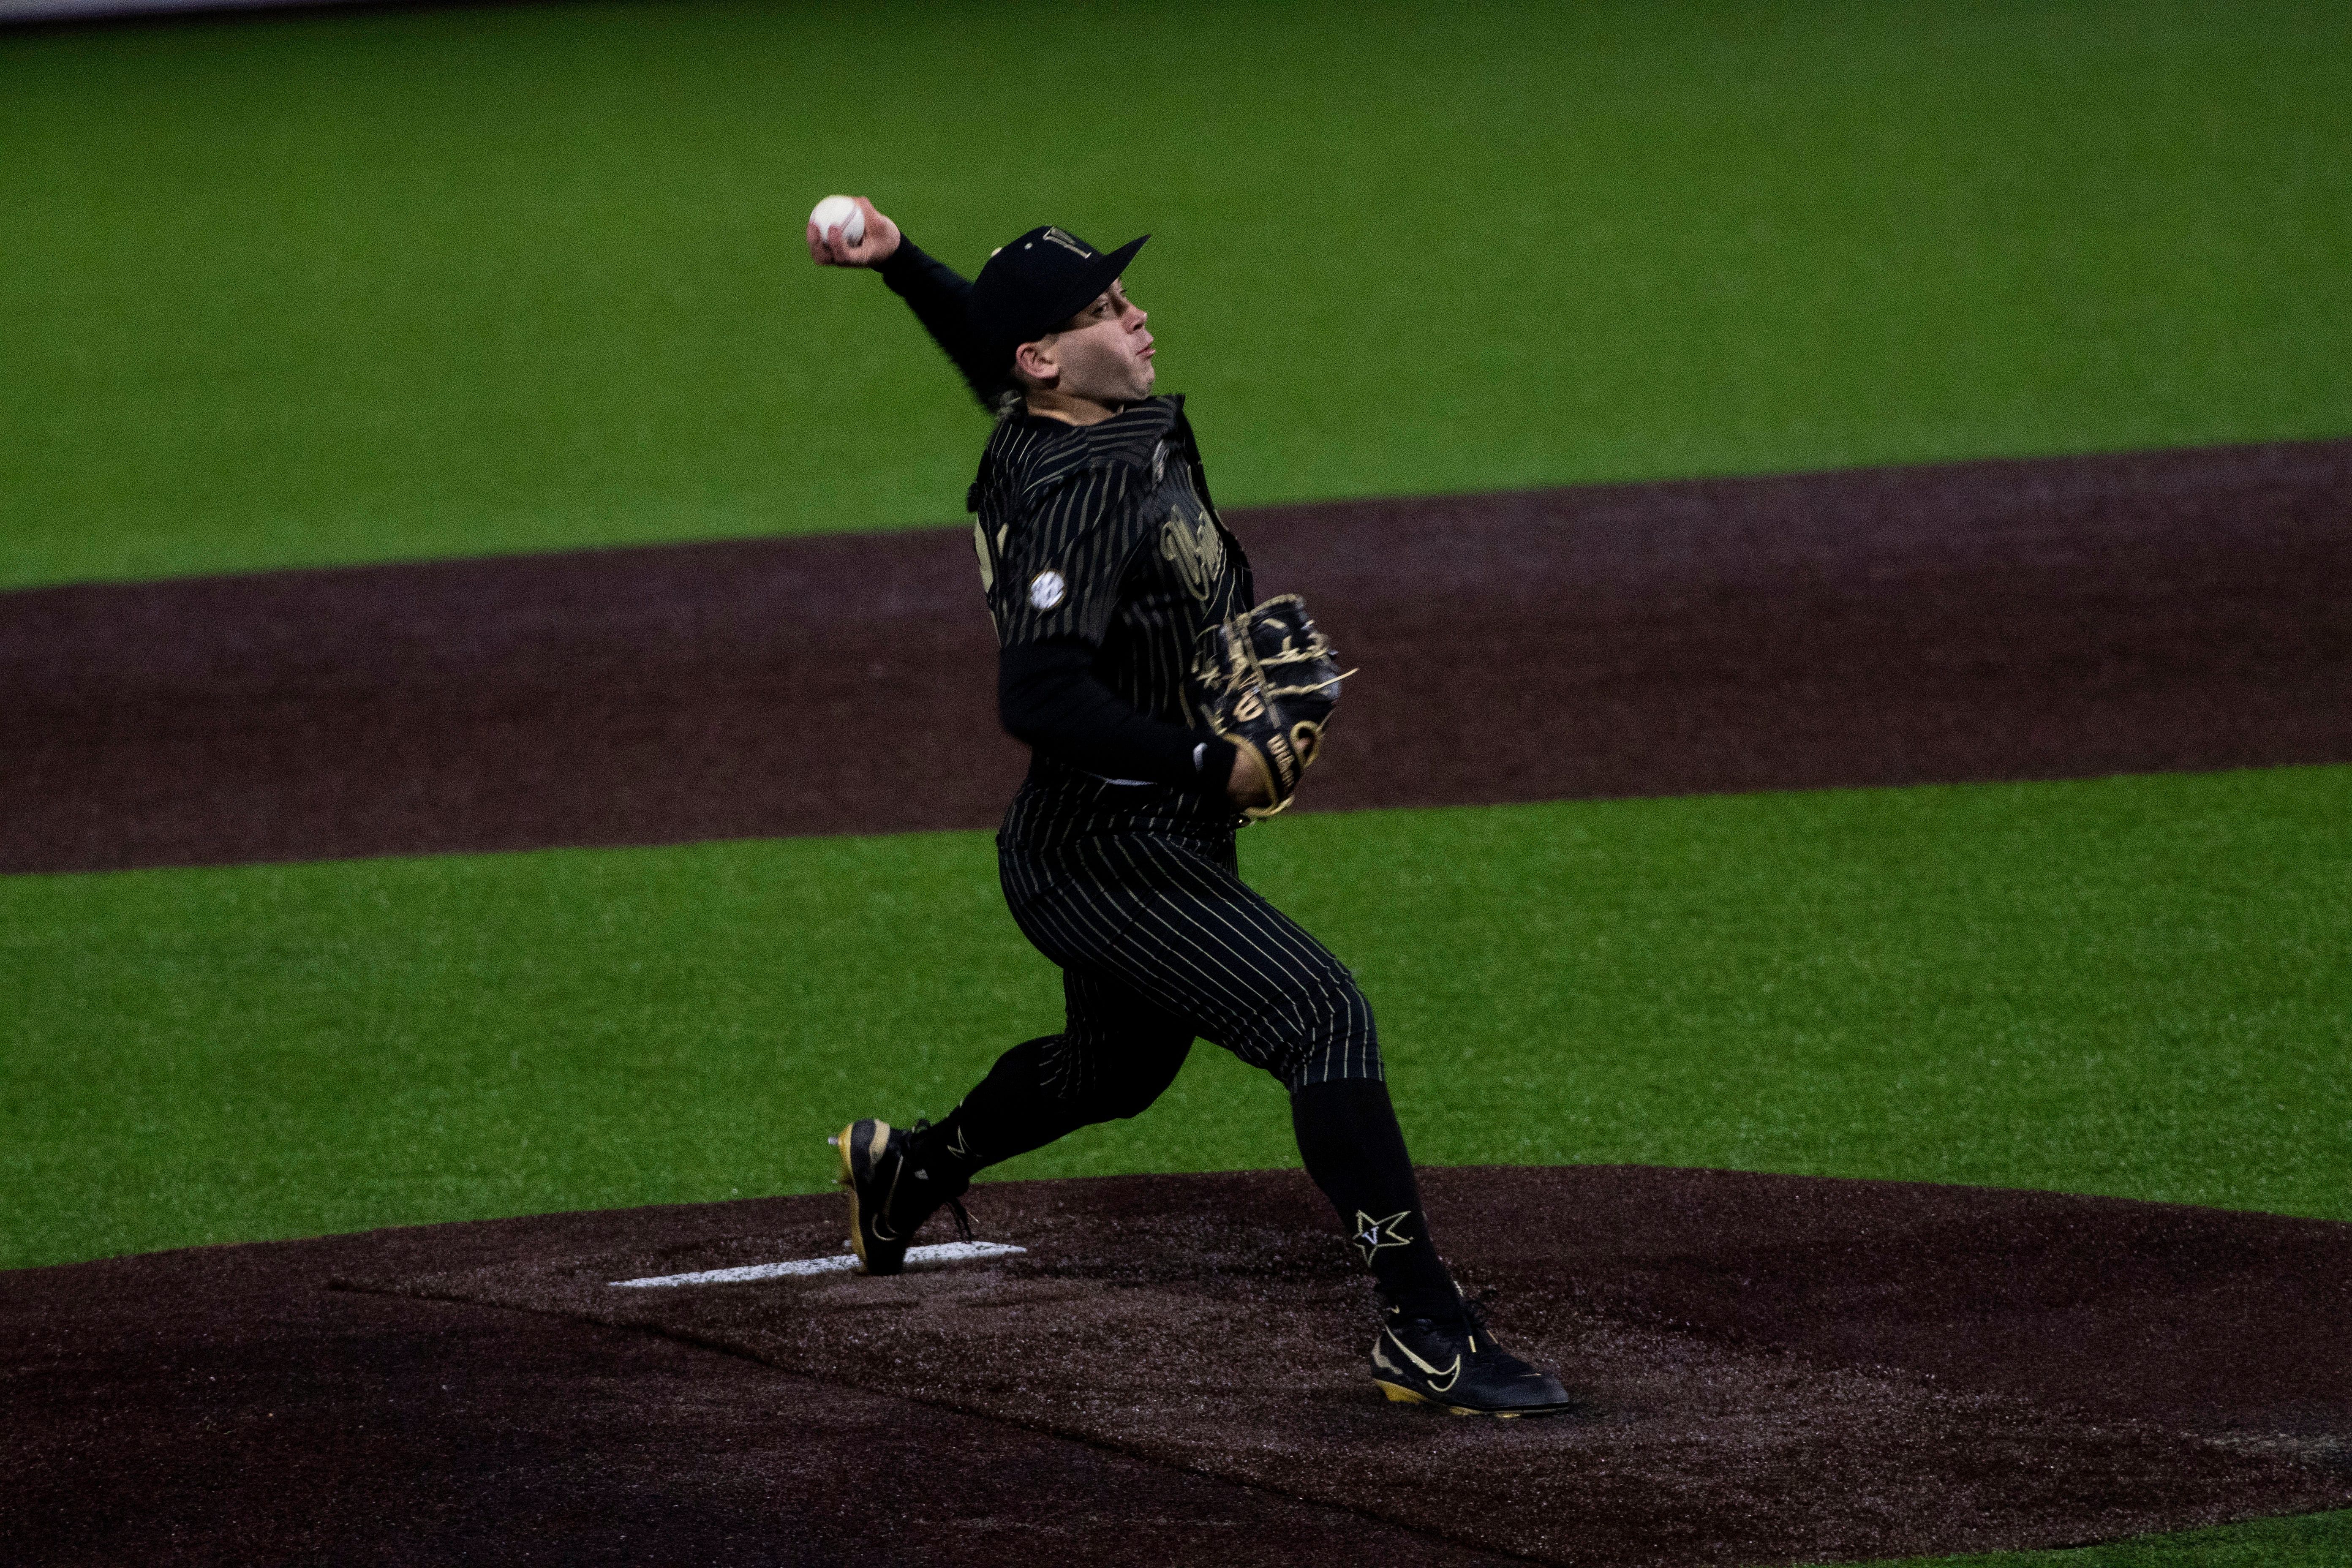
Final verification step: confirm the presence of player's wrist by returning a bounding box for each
[1189,737,1241,800]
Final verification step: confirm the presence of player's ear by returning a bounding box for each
[1013,335,1059,387]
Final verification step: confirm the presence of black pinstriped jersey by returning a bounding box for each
[972,395,1255,839]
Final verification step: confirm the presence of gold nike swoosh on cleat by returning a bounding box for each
[1384,1328,1463,1392]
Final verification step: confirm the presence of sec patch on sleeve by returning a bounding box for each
[1028,569,1068,610]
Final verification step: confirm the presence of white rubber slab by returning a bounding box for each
[610,1240,1025,1288]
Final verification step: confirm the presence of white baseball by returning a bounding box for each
[809,194,864,245]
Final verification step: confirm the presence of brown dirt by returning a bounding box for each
[7,1167,2348,1566]
[6,438,2347,874]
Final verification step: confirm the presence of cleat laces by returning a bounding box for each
[1458,1297,1494,1355]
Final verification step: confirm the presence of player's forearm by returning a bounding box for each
[999,640,1235,792]
[879,237,1002,409]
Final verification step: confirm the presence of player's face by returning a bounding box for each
[1045,281,1154,404]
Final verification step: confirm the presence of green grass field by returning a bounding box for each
[10,765,2344,1274]
[3,0,2348,588]
[1854,1509,2352,1568]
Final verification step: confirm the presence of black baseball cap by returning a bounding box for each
[967,225,1149,373]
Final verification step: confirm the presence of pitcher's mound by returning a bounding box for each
[315,1165,2352,1565]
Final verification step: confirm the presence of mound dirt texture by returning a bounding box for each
[7,1168,2351,1566]
[6,438,2349,872]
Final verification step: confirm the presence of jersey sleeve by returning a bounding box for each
[999,638,1236,793]
[877,236,1002,409]
[988,466,1149,650]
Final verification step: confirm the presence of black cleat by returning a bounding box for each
[1369,1296,1573,1418]
[829,1117,970,1275]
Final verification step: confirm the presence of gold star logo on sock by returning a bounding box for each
[1351,1209,1414,1264]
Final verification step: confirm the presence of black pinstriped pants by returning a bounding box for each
[943,819,1456,1314]
[997,827,1383,1110]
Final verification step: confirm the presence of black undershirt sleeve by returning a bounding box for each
[877,236,1003,409]
[999,638,1237,796]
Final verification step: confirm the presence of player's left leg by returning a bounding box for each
[1039,832,1571,1416]
[1050,836,1462,1315]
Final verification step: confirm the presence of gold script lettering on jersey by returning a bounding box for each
[1159,509,1226,602]
[972,520,996,593]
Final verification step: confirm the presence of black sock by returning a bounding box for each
[917,1035,1087,1178]
[1290,1077,1459,1318]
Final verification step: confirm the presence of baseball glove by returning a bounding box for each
[1192,594,1351,820]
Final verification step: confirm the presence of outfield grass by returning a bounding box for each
[6,763,2344,1274]
[1853,1508,2352,1568]
[4,0,2348,588]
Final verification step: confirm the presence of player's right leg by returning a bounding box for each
[921,971,1191,1171]
[834,972,1190,1275]
[830,1115,973,1276]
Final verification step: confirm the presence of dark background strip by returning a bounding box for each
[5,438,2347,874]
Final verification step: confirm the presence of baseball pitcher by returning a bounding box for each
[809,199,1568,1417]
